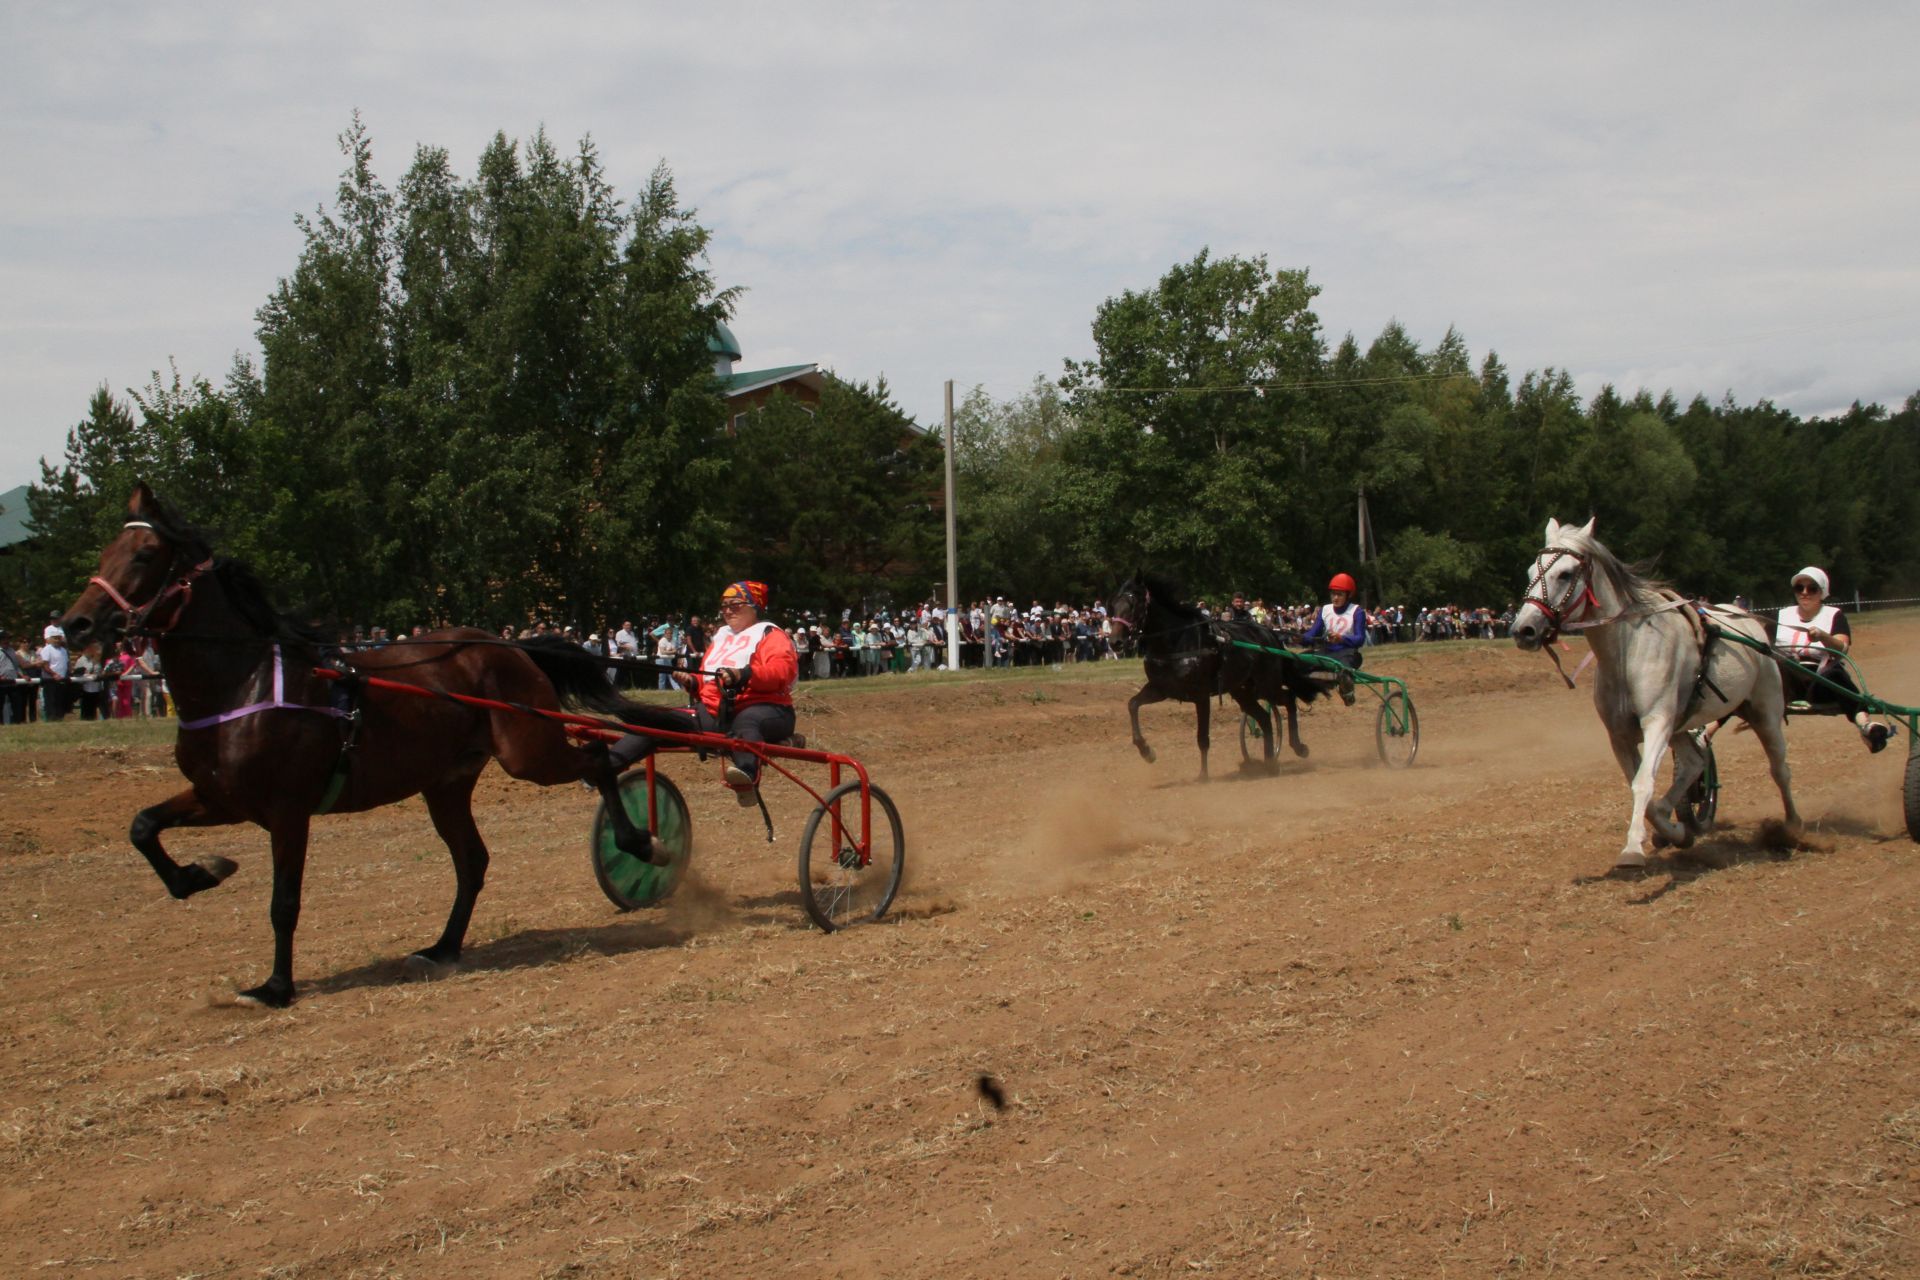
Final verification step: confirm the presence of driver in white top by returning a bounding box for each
[1776,565,1889,753]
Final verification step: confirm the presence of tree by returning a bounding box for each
[720,378,943,613]
[1057,250,1326,594]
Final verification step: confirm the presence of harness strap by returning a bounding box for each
[1680,604,1728,720]
[178,645,351,731]
[313,749,352,815]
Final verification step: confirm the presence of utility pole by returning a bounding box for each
[1357,484,1379,606]
[944,380,960,672]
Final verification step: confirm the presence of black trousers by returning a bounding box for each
[608,701,796,781]
[1785,659,1859,710]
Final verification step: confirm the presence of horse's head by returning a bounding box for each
[1107,570,1149,632]
[62,483,214,648]
[1511,516,1600,650]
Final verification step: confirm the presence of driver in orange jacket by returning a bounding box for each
[608,580,798,802]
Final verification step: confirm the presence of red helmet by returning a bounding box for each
[1328,572,1357,593]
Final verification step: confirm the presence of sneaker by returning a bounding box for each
[1867,723,1891,754]
[1787,700,1813,713]
[724,764,759,805]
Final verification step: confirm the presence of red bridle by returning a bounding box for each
[89,521,215,635]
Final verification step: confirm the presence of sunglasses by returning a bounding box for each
[1792,583,1821,594]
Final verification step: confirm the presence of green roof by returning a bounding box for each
[0,484,32,549]
[724,364,819,396]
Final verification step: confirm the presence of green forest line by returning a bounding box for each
[8,120,1916,632]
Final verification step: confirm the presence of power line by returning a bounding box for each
[1072,370,1474,396]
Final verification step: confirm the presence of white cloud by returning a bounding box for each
[2,2,1916,482]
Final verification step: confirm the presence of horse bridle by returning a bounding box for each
[1106,581,1145,635]
[1522,545,1601,640]
[89,520,216,636]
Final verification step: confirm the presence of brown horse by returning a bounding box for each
[60,484,687,1007]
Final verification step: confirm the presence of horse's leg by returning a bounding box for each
[408,774,489,978]
[1604,723,1651,867]
[1622,713,1689,866]
[1662,732,1708,841]
[1128,684,1169,764]
[236,816,310,1008]
[491,719,670,867]
[130,787,244,899]
[1195,695,1212,780]
[1744,708,1802,833]
[1282,692,1309,758]
[585,747,672,866]
[1233,693,1276,772]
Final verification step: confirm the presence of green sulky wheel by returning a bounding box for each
[1375,689,1419,768]
[1238,701,1273,763]
[590,771,693,910]
[1904,740,1920,844]
[1680,739,1720,834]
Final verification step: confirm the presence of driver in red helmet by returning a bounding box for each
[1301,572,1367,703]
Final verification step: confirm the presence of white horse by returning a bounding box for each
[1510,517,1800,868]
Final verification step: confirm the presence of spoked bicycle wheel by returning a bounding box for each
[1680,737,1719,833]
[1238,701,1273,763]
[798,780,904,932]
[590,772,693,910]
[1375,690,1420,768]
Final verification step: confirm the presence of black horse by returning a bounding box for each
[1108,571,1327,778]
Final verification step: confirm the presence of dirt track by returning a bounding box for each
[5,622,1920,1279]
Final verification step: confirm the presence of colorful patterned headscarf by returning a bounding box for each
[721,580,769,610]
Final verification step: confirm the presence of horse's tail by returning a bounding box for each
[516,636,691,734]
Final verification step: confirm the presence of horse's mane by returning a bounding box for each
[1138,572,1203,621]
[215,558,339,647]
[136,496,212,563]
[138,494,338,648]
[1559,526,1674,608]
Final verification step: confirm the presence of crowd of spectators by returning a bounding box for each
[562,595,1521,685]
[0,613,168,724]
[0,593,1521,722]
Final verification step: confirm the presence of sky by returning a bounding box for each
[3,2,1916,485]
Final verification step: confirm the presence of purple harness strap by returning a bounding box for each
[179,644,349,731]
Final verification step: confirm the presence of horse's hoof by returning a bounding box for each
[195,855,239,883]
[617,831,671,868]
[1613,851,1648,870]
[1651,830,1671,850]
[1136,744,1157,764]
[171,855,239,899]
[1291,743,1310,759]
[403,953,457,982]
[234,979,293,1009]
